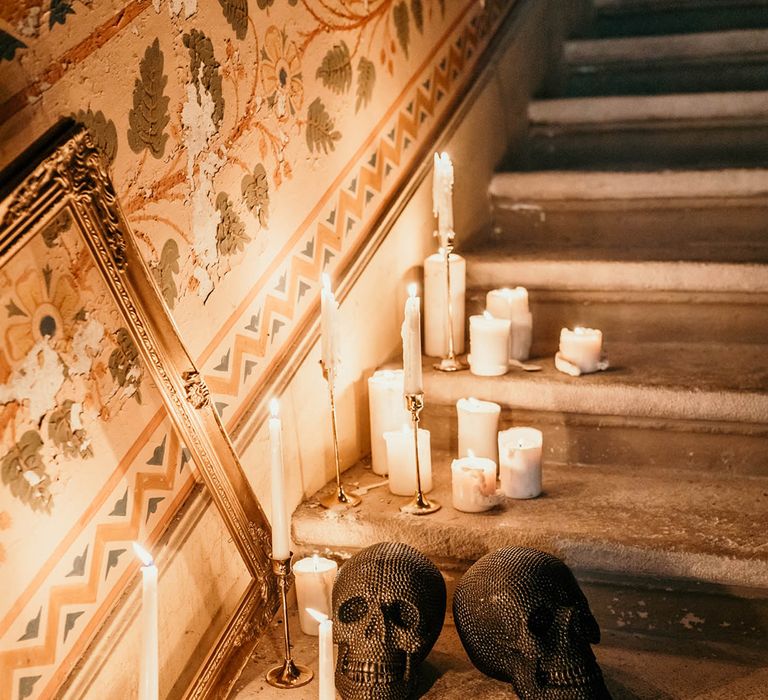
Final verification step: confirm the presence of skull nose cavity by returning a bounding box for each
[364,607,386,638]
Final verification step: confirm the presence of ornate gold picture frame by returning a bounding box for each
[0,121,276,699]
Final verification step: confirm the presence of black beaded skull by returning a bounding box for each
[332,541,446,700]
[453,547,611,700]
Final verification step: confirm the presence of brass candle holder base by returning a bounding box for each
[265,556,314,689]
[433,356,467,372]
[319,485,361,510]
[399,393,441,515]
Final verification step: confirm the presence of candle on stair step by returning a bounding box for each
[486,287,533,361]
[469,312,511,376]
[424,250,466,357]
[402,284,423,395]
[133,543,158,700]
[456,397,501,464]
[368,369,410,476]
[307,609,335,700]
[451,452,499,513]
[498,427,543,499]
[384,425,432,496]
[558,326,603,374]
[294,554,338,636]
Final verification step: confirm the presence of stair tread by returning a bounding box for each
[422,343,768,424]
[529,91,768,125]
[566,28,768,64]
[294,457,768,588]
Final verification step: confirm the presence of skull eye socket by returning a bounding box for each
[339,596,369,623]
[527,605,554,638]
[384,600,418,630]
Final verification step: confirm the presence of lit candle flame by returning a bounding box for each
[269,398,280,418]
[407,282,418,298]
[322,273,332,292]
[307,607,329,624]
[312,553,319,571]
[467,449,476,459]
[483,310,493,320]
[132,542,154,567]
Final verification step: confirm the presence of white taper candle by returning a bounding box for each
[133,543,159,700]
[402,284,423,395]
[321,274,340,378]
[268,399,291,560]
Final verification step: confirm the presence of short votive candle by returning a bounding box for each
[451,455,498,513]
[294,555,338,635]
[468,312,511,376]
[498,427,543,499]
[456,397,501,463]
[559,327,603,373]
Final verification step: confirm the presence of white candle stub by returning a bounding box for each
[384,425,432,496]
[468,312,511,376]
[451,452,500,513]
[307,608,335,700]
[133,542,159,700]
[557,326,609,376]
[498,427,543,499]
[368,369,410,476]
[294,555,338,635]
[456,397,501,463]
[486,287,533,361]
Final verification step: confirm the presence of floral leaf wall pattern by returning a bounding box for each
[242,164,270,227]
[183,29,225,127]
[127,38,171,158]
[216,192,249,256]
[356,57,376,112]
[411,0,424,34]
[316,41,352,94]
[0,29,26,62]
[151,239,181,309]
[219,0,248,40]
[49,0,75,28]
[306,97,341,154]
[72,109,118,166]
[393,1,411,58]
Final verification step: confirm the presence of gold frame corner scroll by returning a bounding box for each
[0,120,278,699]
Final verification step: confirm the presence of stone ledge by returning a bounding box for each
[292,456,768,589]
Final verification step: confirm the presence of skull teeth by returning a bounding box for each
[539,661,604,689]
[341,658,405,684]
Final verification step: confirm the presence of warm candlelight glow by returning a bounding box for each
[483,310,493,320]
[322,272,332,292]
[306,607,328,623]
[269,398,279,418]
[408,282,418,298]
[132,542,154,567]
[467,448,476,458]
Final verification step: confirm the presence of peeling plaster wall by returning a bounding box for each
[0,0,553,697]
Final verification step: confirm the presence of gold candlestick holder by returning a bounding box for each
[319,364,361,510]
[400,393,441,515]
[434,237,467,372]
[266,556,314,689]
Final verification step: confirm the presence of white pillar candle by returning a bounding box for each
[468,312,511,376]
[486,287,533,361]
[559,326,603,373]
[451,454,499,513]
[433,151,454,246]
[368,369,410,476]
[401,284,423,395]
[384,426,432,496]
[133,543,159,700]
[424,251,466,357]
[294,555,338,636]
[321,274,341,380]
[268,399,291,561]
[307,609,335,700]
[456,397,501,463]
[498,427,543,499]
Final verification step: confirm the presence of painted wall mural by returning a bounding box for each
[0,0,511,697]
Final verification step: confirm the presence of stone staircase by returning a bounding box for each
[287,3,768,698]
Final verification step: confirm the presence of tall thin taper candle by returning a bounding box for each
[133,543,158,700]
[268,399,291,560]
[321,274,340,382]
[402,284,423,395]
[433,152,454,247]
[308,609,335,700]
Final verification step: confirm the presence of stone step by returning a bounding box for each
[513,92,768,171]
[488,169,768,258]
[420,344,768,476]
[590,0,768,38]
[562,29,768,96]
[292,459,768,652]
